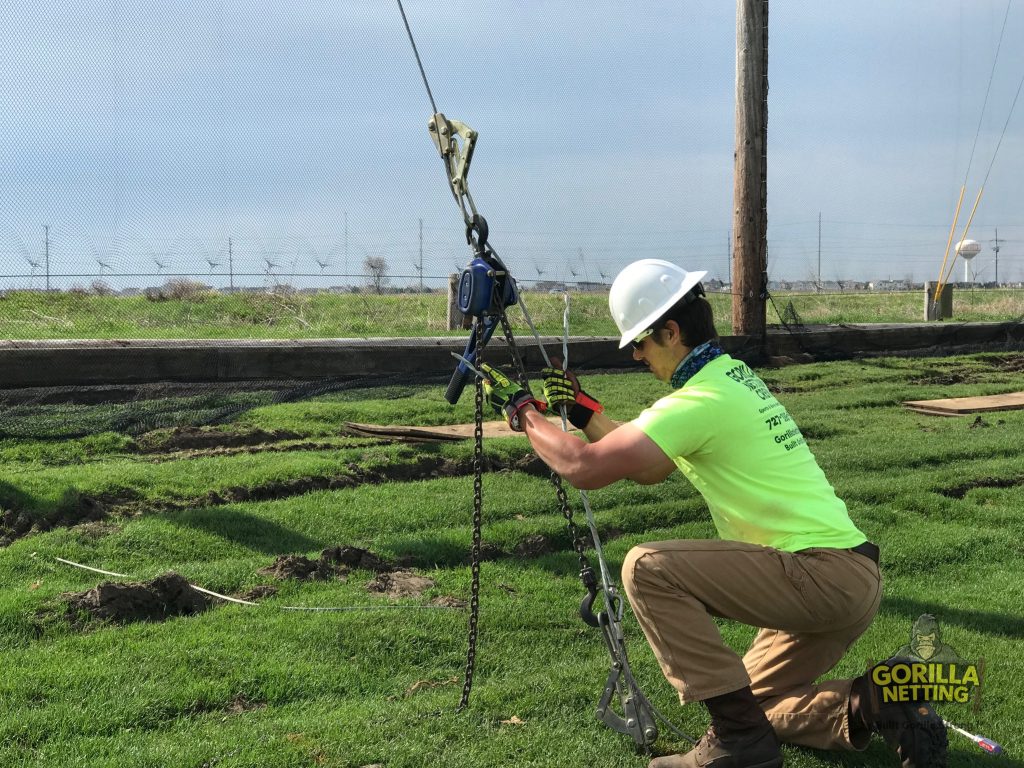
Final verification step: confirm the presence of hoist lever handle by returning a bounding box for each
[579,566,601,628]
[445,364,477,407]
[445,316,499,405]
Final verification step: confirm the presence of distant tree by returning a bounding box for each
[363,256,390,294]
[90,280,115,296]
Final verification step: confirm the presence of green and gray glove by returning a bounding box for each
[480,363,546,432]
[542,361,603,429]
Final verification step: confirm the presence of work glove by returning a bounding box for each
[542,360,604,429]
[480,363,545,432]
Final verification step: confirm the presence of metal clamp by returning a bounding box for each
[429,112,479,226]
[596,619,659,750]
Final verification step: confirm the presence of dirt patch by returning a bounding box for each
[762,380,801,394]
[237,585,278,601]
[477,541,504,562]
[63,572,209,625]
[909,371,974,386]
[259,546,392,581]
[366,570,434,598]
[940,475,1024,499]
[591,527,623,546]
[73,521,122,540]
[514,534,553,558]
[259,554,343,582]
[323,545,392,572]
[225,694,266,714]
[429,595,468,609]
[510,454,551,477]
[987,354,1024,373]
[133,426,303,453]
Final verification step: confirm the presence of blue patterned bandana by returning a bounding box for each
[670,340,724,388]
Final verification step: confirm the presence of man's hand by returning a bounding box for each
[541,360,603,429]
[480,363,545,432]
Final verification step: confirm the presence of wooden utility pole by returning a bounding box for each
[732,0,769,339]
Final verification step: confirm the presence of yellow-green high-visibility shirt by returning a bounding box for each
[631,353,866,552]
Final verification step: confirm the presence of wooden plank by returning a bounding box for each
[903,392,1024,415]
[345,417,578,441]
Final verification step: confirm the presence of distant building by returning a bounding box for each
[870,280,912,292]
[533,280,568,292]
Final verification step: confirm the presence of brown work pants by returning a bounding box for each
[622,540,881,750]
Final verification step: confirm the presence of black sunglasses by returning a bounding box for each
[630,327,657,351]
[630,283,705,350]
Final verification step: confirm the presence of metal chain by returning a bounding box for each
[549,469,593,570]
[497,313,591,569]
[498,312,530,390]
[458,318,485,710]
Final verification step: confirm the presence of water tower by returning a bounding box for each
[956,239,981,282]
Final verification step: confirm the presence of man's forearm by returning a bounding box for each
[520,407,592,485]
[519,406,675,490]
[581,411,621,442]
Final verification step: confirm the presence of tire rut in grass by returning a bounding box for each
[132,425,398,461]
[133,425,305,453]
[0,488,133,547]
[939,475,1024,499]
[986,353,1024,373]
[139,439,382,462]
[1,453,551,546]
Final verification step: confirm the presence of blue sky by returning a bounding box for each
[1,0,1022,288]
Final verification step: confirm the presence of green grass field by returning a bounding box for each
[1,287,1021,339]
[1,353,1023,767]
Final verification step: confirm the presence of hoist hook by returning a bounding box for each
[579,565,601,628]
[467,213,488,254]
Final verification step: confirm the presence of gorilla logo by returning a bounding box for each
[895,614,968,664]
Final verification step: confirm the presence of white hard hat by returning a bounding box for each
[609,259,708,349]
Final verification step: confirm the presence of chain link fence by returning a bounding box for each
[0,235,629,341]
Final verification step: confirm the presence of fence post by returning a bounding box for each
[447,273,471,330]
[924,282,953,321]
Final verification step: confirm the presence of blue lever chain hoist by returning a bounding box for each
[396,0,695,752]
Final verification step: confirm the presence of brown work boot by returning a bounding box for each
[649,687,783,768]
[850,659,948,768]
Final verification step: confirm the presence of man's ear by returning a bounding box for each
[663,319,684,346]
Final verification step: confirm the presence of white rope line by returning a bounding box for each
[53,557,456,612]
[55,557,129,578]
[189,585,258,606]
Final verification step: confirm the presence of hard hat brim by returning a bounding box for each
[616,269,708,348]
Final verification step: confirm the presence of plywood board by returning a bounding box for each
[903,391,1024,416]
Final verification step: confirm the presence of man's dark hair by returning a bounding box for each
[653,288,717,348]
